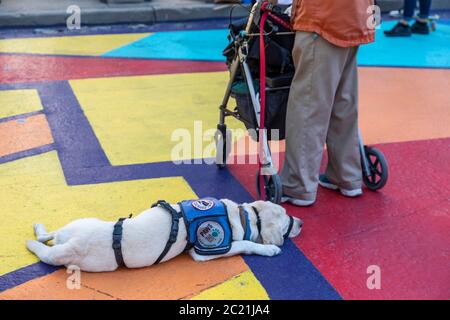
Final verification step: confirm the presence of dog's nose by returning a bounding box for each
[294,217,303,228]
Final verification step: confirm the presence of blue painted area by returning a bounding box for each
[0,263,59,292]
[38,81,111,170]
[244,241,342,300]
[0,110,43,124]
[358,20,450,68]
[103,29,229,61]
[102,21,450,68]
[0,144,55,165]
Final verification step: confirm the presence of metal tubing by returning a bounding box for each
[219,56,240,124]
[359,128,370,177]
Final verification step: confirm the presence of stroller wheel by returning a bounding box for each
[215,124,231,169]
[362,146,388,191]
[256,171,282,204]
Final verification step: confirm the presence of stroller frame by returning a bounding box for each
[215,0,388,203]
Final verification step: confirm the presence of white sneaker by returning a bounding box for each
[281,195,316,207]
[319,174,362,198]
[339,188,363,197]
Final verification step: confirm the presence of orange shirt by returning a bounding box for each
[291,0,376,48]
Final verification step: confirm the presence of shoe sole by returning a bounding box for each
[319,180,362,198]
[318,180,338,191]
[281,197,315,207]
[340,189,363,198]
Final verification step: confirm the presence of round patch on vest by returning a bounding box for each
[197,221,225,248]
[192,199,214,211]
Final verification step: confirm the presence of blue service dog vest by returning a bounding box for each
[180,198,232,255]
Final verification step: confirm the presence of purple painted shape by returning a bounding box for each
[64,162,180,186]
[63,159,232,185]
[0,82,40,91]
[244,241,342,300]
[0,110,43,124]
[38,81,111,170]
[0,263,59,292]
[0,81,56,91]
[0,144,55,165]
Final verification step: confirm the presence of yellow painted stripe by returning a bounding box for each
[0,89,42,119]
[69,72,245,165]
[0,33,151,56]
[0,151,196,276]
[191,271,269,300]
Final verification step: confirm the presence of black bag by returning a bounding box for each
[231,81,288,141]
[223,14,295,78]
[224,11,294,141]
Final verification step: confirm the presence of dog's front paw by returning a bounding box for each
[26,240,39,252]
[262,245,281,257]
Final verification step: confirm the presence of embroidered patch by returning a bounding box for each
[192,199,214,211]
[197,221,225,248]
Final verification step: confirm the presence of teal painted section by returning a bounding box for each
[103,29,230,61]
[358,21,450,68]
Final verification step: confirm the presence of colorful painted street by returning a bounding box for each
[0,17,449,299]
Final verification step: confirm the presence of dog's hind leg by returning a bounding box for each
[34,223,55,243]
[26,240,74,267]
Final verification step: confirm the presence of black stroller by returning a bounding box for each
[215,0,388,204]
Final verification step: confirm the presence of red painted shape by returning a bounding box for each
[229,138,450,299]
[0,54,227,84]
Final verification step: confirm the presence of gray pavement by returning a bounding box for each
[0,0,449,28]
[0,0,249,27]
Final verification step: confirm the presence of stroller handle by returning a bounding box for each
[245,1,262,33]
[245,0,293,34]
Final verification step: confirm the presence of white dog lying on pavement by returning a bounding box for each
[26,198,303,272]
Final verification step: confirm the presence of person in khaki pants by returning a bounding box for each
[280,0,376,206]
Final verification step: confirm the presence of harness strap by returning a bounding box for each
[252,206,295,242]
[284,215,294,239]
[252,206,263,243]
[177,202,191,250]
[152,200,182,264]
[112,214,132,267]
[238,205,252,241]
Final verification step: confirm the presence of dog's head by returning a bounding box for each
[250,200,303,246]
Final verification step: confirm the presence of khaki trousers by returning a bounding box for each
[280,31,362,201]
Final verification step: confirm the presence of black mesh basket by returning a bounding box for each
[231,81,288,141]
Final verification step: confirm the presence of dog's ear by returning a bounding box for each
[260,221,284,246]
[220,199,237,209]
[253,201,284,246]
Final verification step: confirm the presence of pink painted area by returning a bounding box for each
[0,54,227,84]
[228,138,450,299]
